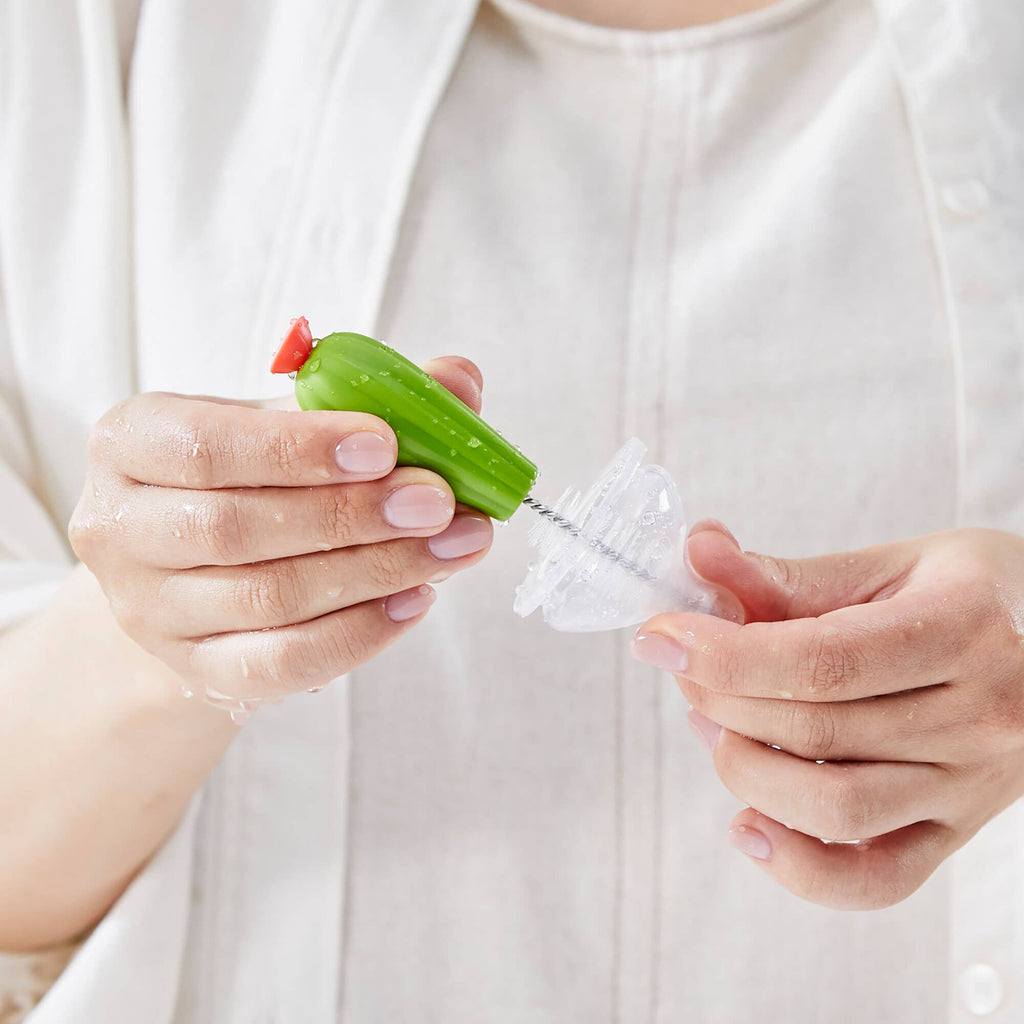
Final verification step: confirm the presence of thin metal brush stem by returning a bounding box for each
[521,495,658,583]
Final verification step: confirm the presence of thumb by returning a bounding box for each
[421,356,484,415]
[685,520,920,623]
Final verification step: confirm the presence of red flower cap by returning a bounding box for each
[270,316,314,373]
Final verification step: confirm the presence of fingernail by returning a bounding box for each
[631,632,688,673]
[383,485,454,529]
[427,515,492,560]
[335,432,394,475]
[688,519,741,548]
[688,709,722,753]
[385,584,436,622]
[728,825,772,861]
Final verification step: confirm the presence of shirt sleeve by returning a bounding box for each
[0,293,76,630]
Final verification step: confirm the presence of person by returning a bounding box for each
[1,0,1021,1020]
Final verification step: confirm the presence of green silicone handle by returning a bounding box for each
[294,332,538,521]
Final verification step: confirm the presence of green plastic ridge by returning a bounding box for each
[295,332,538,521]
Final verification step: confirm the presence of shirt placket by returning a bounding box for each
[615,46,690,1024]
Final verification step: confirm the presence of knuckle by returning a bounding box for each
[804,627,859,696]
[109,591,148,638]
[264,621,371,687]
[67,502,100,562]
[68,492,119,564]
[820,774,870,840]
[237,562,302,623]
[87,418,121,466]
[261,423,305,483]
[318,488,357,548]
[365,542,409,592]
[183,495,246,563]
[788,704,839,761]
[176,416,219,488]
[318,622,373,676]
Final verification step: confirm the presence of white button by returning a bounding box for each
[958,963,1003,1016]
[940,180,990,218]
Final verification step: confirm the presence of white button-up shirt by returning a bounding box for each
[1,0,1021,1021]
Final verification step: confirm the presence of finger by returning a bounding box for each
[725,808,956,910]
[117,467,456,568]
[421,356,484,414]
[149,514,492,635]
[634,585,971,701]
[684,522,923,622]
[700,716,951,841]
[678,677,959,763]
[181,585,438,698]
[92,393,398,489]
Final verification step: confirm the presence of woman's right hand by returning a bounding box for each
[68,357,492,712]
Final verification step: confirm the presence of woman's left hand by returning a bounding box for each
[630,522,1024,910]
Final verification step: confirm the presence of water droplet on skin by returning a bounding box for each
[240,656,250,679]
[326,589,339,599]
[468,437,481,448]
[229,710,250,725]
[180,686,195,699]
[778,690,793,699]
[272,512,283,523]
[172,527,182,538]
[92,484,101,498]
[307,685,326,693]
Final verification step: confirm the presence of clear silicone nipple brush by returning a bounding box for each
[272,319,725,633]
